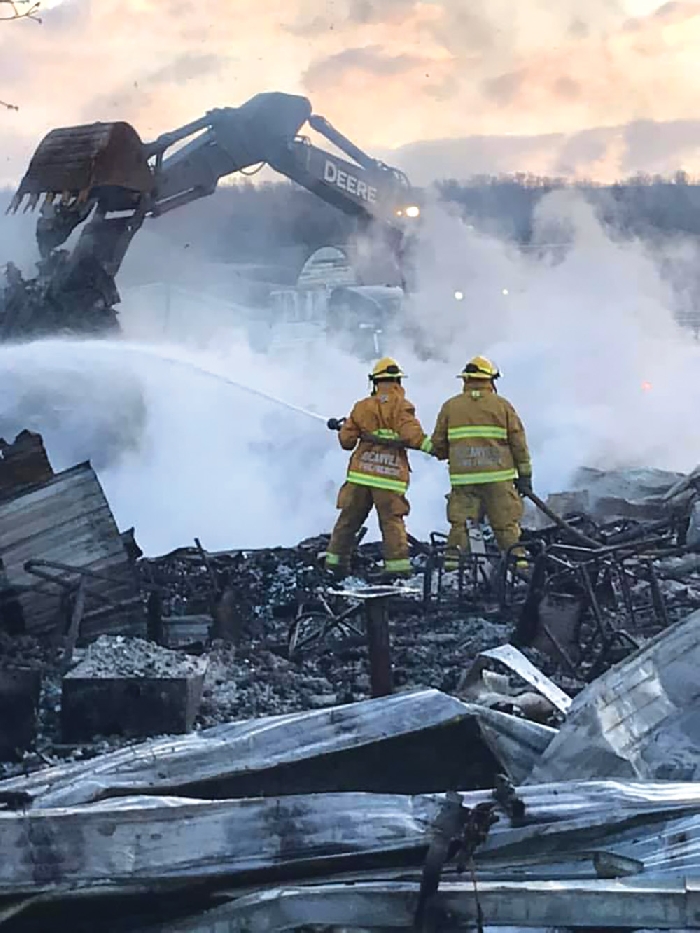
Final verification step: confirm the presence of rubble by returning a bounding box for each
[3,449,700,771]
[61,635,208,742]
[457,643,572,722]
[3,440,700,929]
[0,459,143,640]
[67,634,207,679]
[5,778,700,895]
[1,756,700,928]
[530,466,690,525]
[0,690,533,808]
[157,877,700,933]
[529,607,700,784]
[0,667,41,758]
[0,428,53,498]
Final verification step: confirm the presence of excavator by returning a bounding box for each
[0,92,422,340]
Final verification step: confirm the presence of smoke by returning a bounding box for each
[0,190,41,273]
[0,336,362,554]
[0,187,699,555]
[399,190,700,499]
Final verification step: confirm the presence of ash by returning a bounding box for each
[0,537,513,778]
[65,635,208,680]
[8,463,700,781]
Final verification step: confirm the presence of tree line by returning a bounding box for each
[152,174,700,267]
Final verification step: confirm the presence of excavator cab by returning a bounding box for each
[8,121,154,215]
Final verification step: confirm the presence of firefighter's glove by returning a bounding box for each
[327,417,345,431]
[515,475,533,496]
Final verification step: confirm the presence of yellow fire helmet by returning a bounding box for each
[370,357,406,381]
[458,355,501,380]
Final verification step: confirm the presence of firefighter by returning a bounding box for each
[325,357,433,579]
[430,356,532,571]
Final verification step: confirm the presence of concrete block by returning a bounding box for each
[0,667,41,759]
[60,636,207,742]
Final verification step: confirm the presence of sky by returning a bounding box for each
[1,0,699,183]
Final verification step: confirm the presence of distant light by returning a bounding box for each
[641,380,652,392]
[405,205,421,218]
[502,288,509,296]
[454,290,464,301]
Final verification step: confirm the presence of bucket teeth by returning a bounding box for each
[7,121,153,222]
[5,193,20,215]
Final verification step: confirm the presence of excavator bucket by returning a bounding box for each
[8,121,154,214]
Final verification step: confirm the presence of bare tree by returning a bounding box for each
[0,0,41,22]
[1,0,40,110]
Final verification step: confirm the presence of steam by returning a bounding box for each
[0,188,699,555]
[400,191,700,496]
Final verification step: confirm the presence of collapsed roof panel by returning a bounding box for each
[0,461,143,639]
[152,877,700,932]
[0,689,553,808]
[535,466,689,527]
[529,607,700,783]
[2,782,700,916]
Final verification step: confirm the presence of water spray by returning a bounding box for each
[162,360,331,425]
[88,340,332,425]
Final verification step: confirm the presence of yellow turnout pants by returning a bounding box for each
[326,481,411,574]
[445,482,524,563]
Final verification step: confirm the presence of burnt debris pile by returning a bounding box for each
[2,439,700,928]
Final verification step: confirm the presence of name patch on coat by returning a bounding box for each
[454,445,503,469]
[360,450,401,476]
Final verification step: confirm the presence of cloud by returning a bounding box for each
[81,52,226,125]
[390,118,700,183]
[284,0,420,34]
[150,53,225,86]
[0,0,698,186]
[482,71,525,106]
[303,45,428,91]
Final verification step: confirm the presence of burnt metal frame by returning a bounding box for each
[287,588,366,658]
[503,538,672,681]
[422,532,502,611]
[22,558,144,630]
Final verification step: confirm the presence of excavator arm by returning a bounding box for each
[9,92,420,284]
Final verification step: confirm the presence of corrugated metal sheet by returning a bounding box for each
[528,608,700,784]
[0,461,144,639]
[0,689,551,808]
[4,777,700,908]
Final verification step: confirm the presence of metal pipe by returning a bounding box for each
[143,115,214,157]
[308,114,376,170]
[525,491,603,550]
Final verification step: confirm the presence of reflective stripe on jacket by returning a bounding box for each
[430,383,531,487]
[338,383,432,494]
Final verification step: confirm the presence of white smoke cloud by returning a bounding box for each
[401,191,700,506]
[0,190,42,273]
[0,188,698,556]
